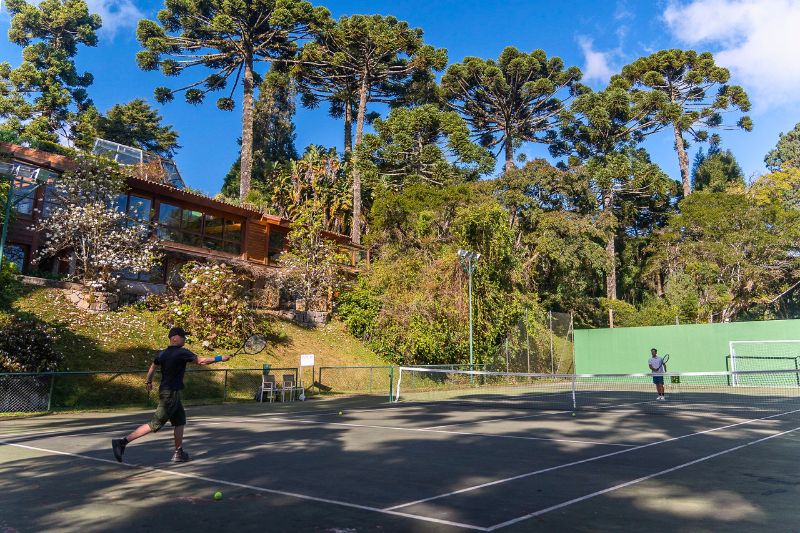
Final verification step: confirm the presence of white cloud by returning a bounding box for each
[86,0,143,39]
[2,0,142,39]
[577,37,616,85]
[664,0,800,109]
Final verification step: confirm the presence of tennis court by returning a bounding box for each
[1,370,799,532]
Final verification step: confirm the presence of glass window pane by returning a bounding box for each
[13,181,35,215]
[223,241,241,255]
[183,210,203,233]
[2,244,26,272]
[268,230,286,251]
[115,194,128,213]
[127,196,151,223]
[224,220,242,242]
[179,232,202,247]
[204,214,224,238]
[203,237,222,251]
[158,203,181,227]
[39,184,58,219]
[158,226,182,242]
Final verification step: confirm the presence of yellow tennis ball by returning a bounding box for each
[214,491,223,501]
[338,411,343,415]
[572,412,576,417]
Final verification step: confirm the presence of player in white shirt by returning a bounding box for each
[648,348,666,400]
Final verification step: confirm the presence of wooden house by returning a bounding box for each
[0,142,365,292]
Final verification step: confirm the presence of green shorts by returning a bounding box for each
[148,390,186,432]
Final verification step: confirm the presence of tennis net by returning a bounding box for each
[393,367,800,415]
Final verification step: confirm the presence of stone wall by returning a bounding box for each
[65,289,119,312]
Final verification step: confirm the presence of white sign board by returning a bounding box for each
[300,353,315,367]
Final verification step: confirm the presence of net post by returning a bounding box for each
[571,372,577,411]
[796,357,799,387]
[389,366,395,402]
[222,370,228,402]
[729,341,737,386]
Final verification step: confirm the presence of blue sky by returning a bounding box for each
[2,0,800,194]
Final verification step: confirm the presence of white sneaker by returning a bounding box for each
[657,396,665,401]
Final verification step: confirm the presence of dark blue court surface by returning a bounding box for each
[1,396,799,532]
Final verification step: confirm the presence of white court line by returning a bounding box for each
[423,400,655,429]
[261,416,637,447]
[0,439,488,532]
[0,428,121,441]
[487,424,800,530]
[383,407,800,511]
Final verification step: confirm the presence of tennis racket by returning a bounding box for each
[660,353,670,372]
[230,334,267,357]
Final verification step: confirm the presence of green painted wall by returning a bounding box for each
[574,319,800,374]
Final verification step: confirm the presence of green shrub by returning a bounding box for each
[0,262,21,310]
[336,277,381,339]
[157,262,267,349]
[0,315,63,372]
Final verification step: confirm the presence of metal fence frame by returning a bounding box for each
[0,367,299,413]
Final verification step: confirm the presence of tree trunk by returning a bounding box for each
[344,102,353,155]
[239,54,255,198]
[603,190,617,301]
[504,136,515,173]
[350,74,370,245]
[673,123,691,197]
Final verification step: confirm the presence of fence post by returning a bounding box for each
[223,370,228,402]
[47,373,55,412]
[369,367,373,394]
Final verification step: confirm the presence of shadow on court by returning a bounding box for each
[1,396,799,532]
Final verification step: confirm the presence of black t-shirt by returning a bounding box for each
[154,346,197,391]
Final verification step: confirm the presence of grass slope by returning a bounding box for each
[6,286,383,372]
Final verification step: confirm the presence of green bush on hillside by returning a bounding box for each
[0,262,21,310]
[0,314,63,372]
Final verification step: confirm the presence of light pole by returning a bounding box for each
[458,249,480,373]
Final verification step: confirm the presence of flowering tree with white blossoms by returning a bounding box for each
[35,155,159,290]
[158,262,263,348]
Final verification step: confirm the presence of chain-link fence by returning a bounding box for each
[0,367,299,413]
[316,364,487,399]
[499,310,575,374]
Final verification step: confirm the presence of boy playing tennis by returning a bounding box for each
[648,348,667,401]
[111,327,230,463]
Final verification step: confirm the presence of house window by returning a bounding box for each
[157,203,242,255]
[115,194,153,225]
[268,229,287,263]
[40,183,59,219]
[2,244,27,272]
[12,180,36,216]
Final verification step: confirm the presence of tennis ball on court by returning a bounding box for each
[338,411,343,415]
[572,413,576,417]
[214,491,223,501]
